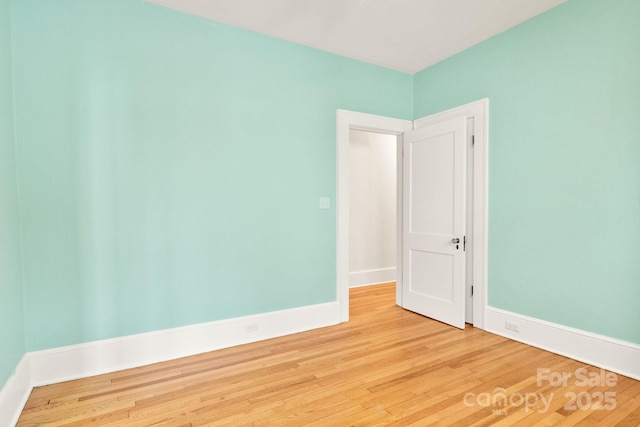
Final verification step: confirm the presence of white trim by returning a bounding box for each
[0,302,339,423]
[336,110,413,323]
[486,307,640,380]
[28,302,339,387]
[414,99,489,329]
[0,356,31,427]
[349,268,396,288]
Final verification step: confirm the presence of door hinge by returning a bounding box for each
[471,285,474,296]
[472,135,475,145]
[463,236,466,251]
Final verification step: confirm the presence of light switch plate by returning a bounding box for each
[319,197,330,209]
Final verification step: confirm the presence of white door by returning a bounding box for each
[402,117,466,329]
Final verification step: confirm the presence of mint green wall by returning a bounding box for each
[11,0,411,351]
[414,0,640,344]
[0,0,26,388]
[7,0,636,365]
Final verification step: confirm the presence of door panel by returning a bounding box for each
[402,117,466,329]
[408,132,455,236]
[409,250,454,302]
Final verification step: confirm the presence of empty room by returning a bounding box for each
[1,0,639,425]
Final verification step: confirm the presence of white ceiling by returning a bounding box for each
[144,0,567,74]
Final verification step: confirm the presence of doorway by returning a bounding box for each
[336,99,488,329]
[348,129,398,289]
[336,110,412,323]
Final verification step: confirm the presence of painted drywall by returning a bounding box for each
[414,0,640,344]
[349,130,396,286]
[0,0,25,388]
[10,0,412,351]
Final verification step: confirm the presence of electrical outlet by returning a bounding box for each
[246,322,259,333]
[505,320,520,332]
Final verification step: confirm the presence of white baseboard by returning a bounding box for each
[29,301,340,386]
[485,306,640,380]
[0,302,339,425]
[0,356,32,427]
[349,268,396,288]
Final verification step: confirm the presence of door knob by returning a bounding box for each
[452,238,460,244]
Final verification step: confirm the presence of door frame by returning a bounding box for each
[336,98,488,329]
[337,110,412,322]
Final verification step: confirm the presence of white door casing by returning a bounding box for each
[465,117,474,323]
[402,117,467,329]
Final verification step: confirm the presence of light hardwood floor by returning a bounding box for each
[17,283,640,426]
